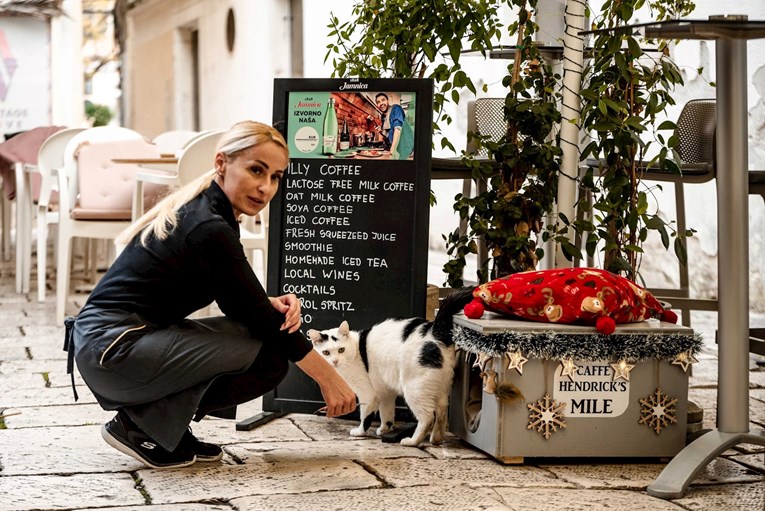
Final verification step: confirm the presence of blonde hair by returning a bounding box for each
[117,121,288,247]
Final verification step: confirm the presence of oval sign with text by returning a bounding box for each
[553,360,630,418]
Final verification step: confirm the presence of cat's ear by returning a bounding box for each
[339,321,350,336]
[306,329,322,345]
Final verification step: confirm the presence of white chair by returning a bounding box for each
[0,176,9,261]
[132,129,226,220]
[240,206,269,283]
[0,126,66,293]
[151,130,199,155]
[55,128,167,325]
[32,128,86,301]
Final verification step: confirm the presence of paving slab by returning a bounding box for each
[673,481,764,510]
[0,346,29,361]
[489,487,685,510]
[1,383,96,407]
[0,294,31,306]
[138,458,383,503]
[540,458,762,489]
[423,434,491,460]
[26,343,67,360]
[687,358,718,387]
[0,363,63,390]
[362,458,568,488]
[231,485,511,510]
[726,452,765,473]
[2,403,113,428]
[0,359,83,389]
[0,424,145,474]
[73,505,232,511]
[749,369,765,389]
[1,333,61,347]
[688,387,718,429]
[187,415,311,446]
[0,472,144,511]
[227,438,431,464]
[286,412,361,441]
[20,324,66,338]
[0,325,22,337]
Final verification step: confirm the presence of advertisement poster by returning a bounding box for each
[0,18,52,132]
[265,78,433,414]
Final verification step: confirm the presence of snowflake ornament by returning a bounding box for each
[638,388,678,434]
[527,393,566,439]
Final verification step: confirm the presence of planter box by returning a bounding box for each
[449,314,698,463]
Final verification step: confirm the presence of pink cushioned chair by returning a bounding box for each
[55,129,168,325]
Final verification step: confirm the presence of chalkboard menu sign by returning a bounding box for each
[263,78,433,414]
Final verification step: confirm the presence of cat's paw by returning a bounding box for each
[375,424,392,436]
[400,437,420,447]
[350,427,367,437]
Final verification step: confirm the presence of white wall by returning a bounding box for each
[124,0,292,135]
[51,0,85,127]
[197,0,292,128]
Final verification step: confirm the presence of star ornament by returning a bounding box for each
[671,351,698,373]
[610,359,636,381]
[472,353,493,372]
[506,351,528,375]
[559,358,579,380]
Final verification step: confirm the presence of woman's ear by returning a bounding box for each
[214,152,226,175]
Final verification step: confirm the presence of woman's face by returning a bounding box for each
[215,141,288,218]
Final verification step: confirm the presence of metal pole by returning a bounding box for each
[715,35,750,433]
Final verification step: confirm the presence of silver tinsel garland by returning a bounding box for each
[453,324,704,363]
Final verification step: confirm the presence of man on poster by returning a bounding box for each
[374,92,414,160]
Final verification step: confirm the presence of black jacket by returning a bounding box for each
[80,180,311,362]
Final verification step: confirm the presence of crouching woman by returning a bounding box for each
[70,121,356,468]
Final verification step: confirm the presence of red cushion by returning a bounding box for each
[465,268,674,334]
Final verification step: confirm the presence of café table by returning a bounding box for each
[582,15,765,499]
[111,156,178,220]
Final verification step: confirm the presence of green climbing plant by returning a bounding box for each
[561,0,698,280]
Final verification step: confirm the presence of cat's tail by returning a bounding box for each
[432,286,475,346]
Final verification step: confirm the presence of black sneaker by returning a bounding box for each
[179,428,223,462]
[101,412,196,469]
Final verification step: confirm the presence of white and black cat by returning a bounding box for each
[307,288,473,447]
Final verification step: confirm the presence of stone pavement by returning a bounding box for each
[1,256,764,510]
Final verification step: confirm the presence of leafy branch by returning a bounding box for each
[325,0,510,152]
[444,0,562,286]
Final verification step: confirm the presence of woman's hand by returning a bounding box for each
[296,350,357,418]
[269,294,302,333]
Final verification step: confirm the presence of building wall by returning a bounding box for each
[51,0,85,127]
[124,0,292,138]
[0,0,84,133]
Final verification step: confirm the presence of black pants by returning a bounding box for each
[193,343,288,420]
[74,309,289,450]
